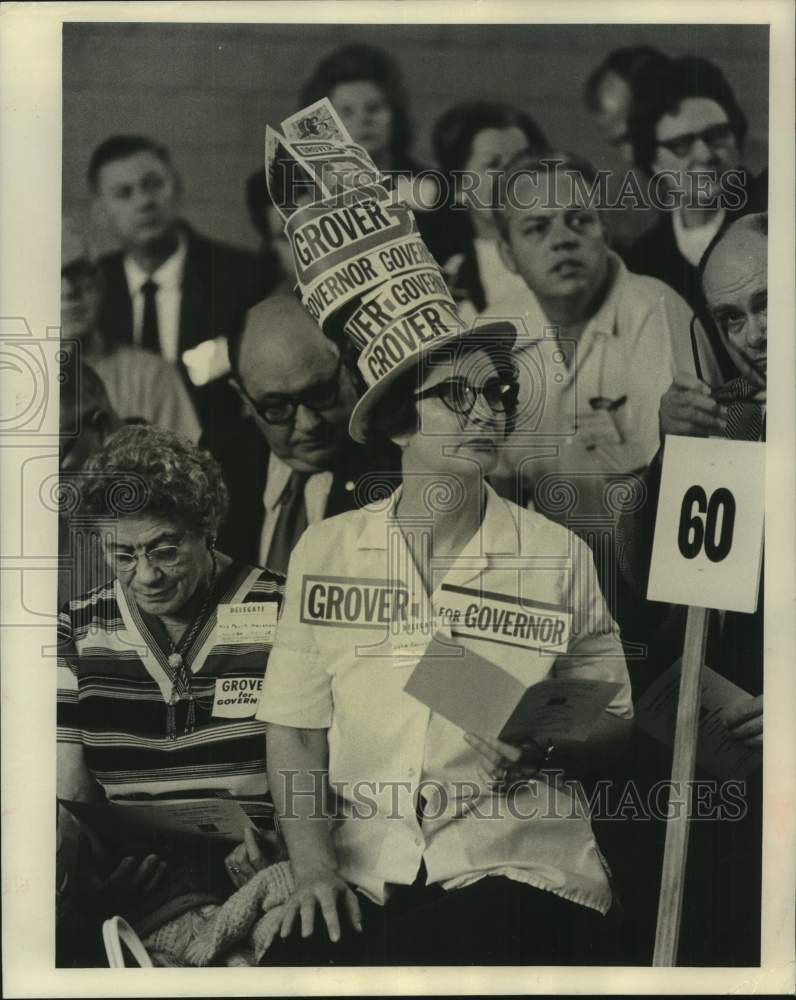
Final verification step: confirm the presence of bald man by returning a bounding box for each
[660,212,766,442]
[615,213,766,964]
[209,294,400,569]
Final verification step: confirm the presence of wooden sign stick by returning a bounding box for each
[652,604,711,967]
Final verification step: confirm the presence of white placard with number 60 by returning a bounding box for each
[647,435,765,613]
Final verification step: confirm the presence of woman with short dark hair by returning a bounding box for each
[56,425,285,961]
[430,101,549,318]
[258,317,634,966]
[625,55,763,315]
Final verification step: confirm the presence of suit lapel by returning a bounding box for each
[98,253,134,345]
[325,439,401,518]
[178,229,206,356]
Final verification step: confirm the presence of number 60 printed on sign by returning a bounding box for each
[647,435,765,613]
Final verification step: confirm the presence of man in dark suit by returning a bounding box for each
[88,134,278,431]
[209,294,400,569]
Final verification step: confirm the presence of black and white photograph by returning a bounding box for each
[1,1,794,994]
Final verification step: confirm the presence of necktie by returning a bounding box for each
[714,376,765,442]
[140,279,160,354]
[266,470,310,575]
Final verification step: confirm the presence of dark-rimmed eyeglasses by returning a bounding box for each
[108,539,185,573]
[414,376,520,416]
[656,122,735,159]
[234,356,344,426]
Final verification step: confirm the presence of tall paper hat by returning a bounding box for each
[264,99,516,443]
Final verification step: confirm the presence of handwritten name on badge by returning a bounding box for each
[217,602,278,645]
[390,616,450,661]
[212,676,263,718]
[438,584,572,653]
[300,575,415,628]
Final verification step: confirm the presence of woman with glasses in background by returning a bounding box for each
[625,55,767,324]
[256,323,634,966]
[56,425,285,964]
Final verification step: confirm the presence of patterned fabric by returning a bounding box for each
[57,561,283,802]
[714,375,766,442]
[141,861,295,967]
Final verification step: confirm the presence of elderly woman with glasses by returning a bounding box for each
[255,323,634,966]
[56,425,285,955]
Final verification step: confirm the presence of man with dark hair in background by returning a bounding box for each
[88,134,279,433]
[206,294,400,570]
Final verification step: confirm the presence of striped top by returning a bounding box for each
[57,562,283,806]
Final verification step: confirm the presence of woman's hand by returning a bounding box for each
[464,732,546,789]
[724,694,763,749]
[279,868,362,944]
[224,826,279,890]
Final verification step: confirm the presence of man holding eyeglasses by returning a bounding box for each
[616,212,767,965]
[209,294,400,570]
[625,55,767,315]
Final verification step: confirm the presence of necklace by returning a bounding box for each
[164,550,217,740]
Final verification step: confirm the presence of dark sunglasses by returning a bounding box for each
[656,122,735,159]
[414,376,520,416]
[234,356,343,426]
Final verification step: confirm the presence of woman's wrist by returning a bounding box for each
[286,842,340,880]
[292,860,341,886]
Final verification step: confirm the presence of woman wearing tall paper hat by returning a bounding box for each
[56,425,285,960]
[256,296,635,962]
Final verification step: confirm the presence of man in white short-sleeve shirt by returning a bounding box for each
[488,150,721,524]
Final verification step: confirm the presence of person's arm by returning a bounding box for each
[255,532,361,942]
[57,607,104,803]
[266,723,361,942]
[57,610,169,905]
[466,711,633,787]
[57,743,104,803]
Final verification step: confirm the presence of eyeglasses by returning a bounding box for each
[108,540,185,573]
[413,376,520,416]
[656,122,735,158]
[236,357,343,426]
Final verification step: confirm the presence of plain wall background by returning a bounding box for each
[62,21,769,255]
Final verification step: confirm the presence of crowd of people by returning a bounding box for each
[56,41,767,968]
